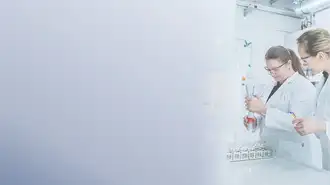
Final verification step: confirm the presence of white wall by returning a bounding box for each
[235,7,301,84]
[0,0,238,185]
[315,8,330,29]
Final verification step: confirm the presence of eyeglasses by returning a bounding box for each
[264,61,288,74]
[301,52,330,63]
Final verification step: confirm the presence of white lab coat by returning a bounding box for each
[259,72,322,169]
[314,73,330,170]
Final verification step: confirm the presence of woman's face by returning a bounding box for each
[298,45,325,75]
[265,59,291,83]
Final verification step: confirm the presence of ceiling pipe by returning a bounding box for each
[236,0,303,19]
[295,0,330,15]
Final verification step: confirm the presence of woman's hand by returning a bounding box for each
[245,96,267,115]
[293,117,326,136]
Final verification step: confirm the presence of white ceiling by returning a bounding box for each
[240,0,310,11]
[237,0,330,18]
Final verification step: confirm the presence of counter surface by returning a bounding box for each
[221,157,330,185]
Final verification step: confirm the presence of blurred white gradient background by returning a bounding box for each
[0,0,239,184]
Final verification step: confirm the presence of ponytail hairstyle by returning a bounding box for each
[265,46,305,77]
[287,48,306,77]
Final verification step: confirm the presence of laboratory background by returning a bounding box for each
[1,0,330,185]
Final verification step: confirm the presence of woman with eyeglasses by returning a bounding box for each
[293,28,330,171]
[245,46,321,169]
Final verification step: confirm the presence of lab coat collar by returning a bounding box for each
[315,72,327,98]
[280,72,299,86]
[317,74,330,106]
[266,72,299,105]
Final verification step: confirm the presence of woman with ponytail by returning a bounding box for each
[244,46,321,169]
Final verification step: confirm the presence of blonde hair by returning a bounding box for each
[297,28,330,56]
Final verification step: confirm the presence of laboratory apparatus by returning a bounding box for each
[226,143,274,162]
[304,68,313,80]
[242,77,258,133]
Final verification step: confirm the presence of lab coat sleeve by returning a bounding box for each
[265,87,316,132]
[264,107,294,131]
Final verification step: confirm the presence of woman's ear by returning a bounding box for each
[317,52,328,60]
